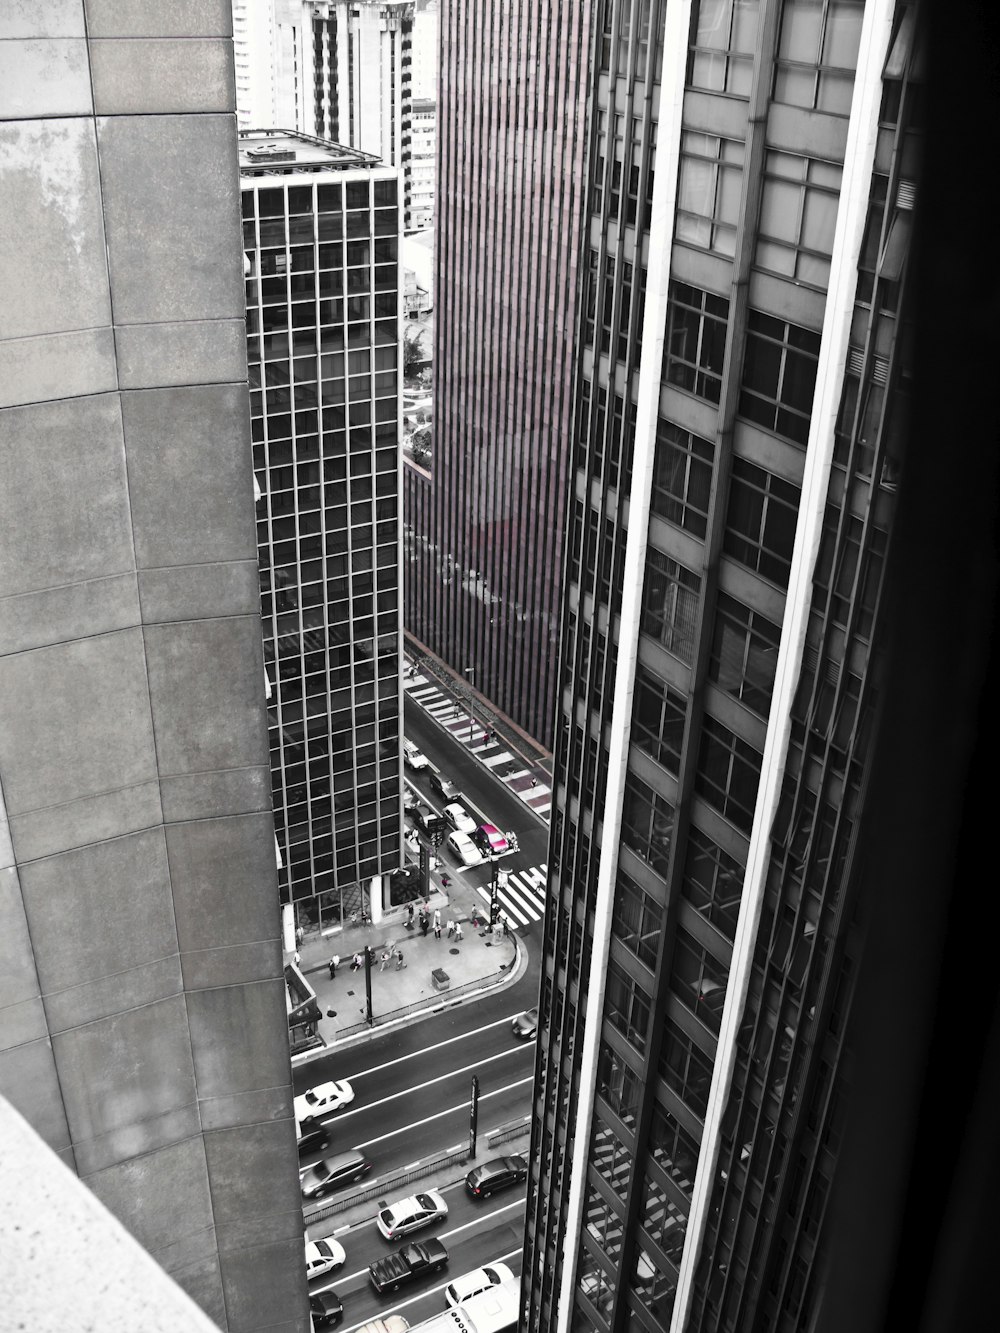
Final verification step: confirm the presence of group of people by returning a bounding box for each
[405,900,464,941]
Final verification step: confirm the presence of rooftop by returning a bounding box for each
[238,128,382,176]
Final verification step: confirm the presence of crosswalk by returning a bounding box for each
[470,863,548,929]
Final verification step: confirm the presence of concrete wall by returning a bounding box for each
[0,4,306,1330]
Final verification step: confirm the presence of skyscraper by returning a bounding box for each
[403,0,591,747]
[0,8,305,1329]
[240,129,404,926]
[523,2,921,1330]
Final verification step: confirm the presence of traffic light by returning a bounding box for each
[431,829,445,848]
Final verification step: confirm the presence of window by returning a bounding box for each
[622,772,675,876]
[583,1182,625,1265]
[663,283,730,405]
[651,422,714,538]
[648,1102,701,1189]
[640,1171,688,1260]
[738,311,820,446]
[632,664,687,775]
[668,927,729,1034]
[640,548,702,664]
[687,0,760,96]
[612,868,665,971]
[659,1017,716,1119]
[605,958,653,1053]
[591,1115,635,1193]
[695,715,763,835]
[709,591,782,716]
[756,152,843,288]
[597,1041,643,1128]
[675,132,745,257]
[724,457,800,585]
[774,0,865,115]
[813,507,888,639]
[682,825,745,942]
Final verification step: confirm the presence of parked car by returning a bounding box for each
[443,802,476,834]
[409,806,448,837]
[471,823,509,858]
[297,1117,329,1159]
[294,1079,354,1123]
[403,740,430,770]
[305,1238,346,1280]
[376,1190,449,1240]
[512,1007,539,1040]
[465,1156,528,1200]
[446,831,481,866]
[429,771,462,802]
[309,1290,344,1329]
[444,1261,515,1308]
[369,1239,449,1293]
[301,1150,372,1200]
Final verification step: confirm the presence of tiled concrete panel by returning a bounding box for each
[185,981,293,1106]
[18,828,177,994]
[83,0,233,39]
[0,1036,72,1153]
[7,780,163,865]
[0,39,92,119]
[0,862,39,1009]
[164,814,279,953]
[52,993,197,1149]
[96,114,244,326]
[137,561,260,626]
[162,1250,227,1329]
[0,327,119,409]
[0,1,86,38]
[158,766,273,824]
[122,384,255,569]
[0,394,133,599]
[72,1099,204,1178]
[205,1120,303,1231]
[181,941,284,993]
[197,1086,294,1135]
[218,1237,309,1333]
[90,38,234,116]
[85,1133,215,1256]
[0,118,111,340]
[0,994,49,1049]
[143,618,269,777]
[44,954,184,1037]
[0,574,140,659]
[115,317,248,390]
[0,629,158,817]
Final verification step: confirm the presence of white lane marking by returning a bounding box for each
[353,1077,534,1148]
[424,702,454,716]
[502,879,542,922]
[339,1048,530,1125]
[480,751,513,768]
[503,769,531,781]
[343,1013,535,1082]
[409,686,440,701]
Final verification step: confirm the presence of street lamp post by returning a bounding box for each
[490,861,509,926]
[363,944,374,1027]
[462,666,477,744]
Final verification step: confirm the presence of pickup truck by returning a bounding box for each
[368,1239,449,1293]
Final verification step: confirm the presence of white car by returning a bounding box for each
[294,1079,354,1123]
[305,1237,346,1280]
[444,802,476,834]
[445,1262,515,1307]
[403,740,429,770]
[376,1189,449,1240]
[447,831,481,866]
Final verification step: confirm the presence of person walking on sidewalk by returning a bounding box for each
[350,951,362,972]
[380,950,390,972]
[454,921,464,941]
[328,954,339,979]
[433,908,441,931]
[501,913,510,938]
[420,912,429,938]
[406,902,415,930]
[395,948,406,970]
[434,921,441,940]
[446,918,455,937]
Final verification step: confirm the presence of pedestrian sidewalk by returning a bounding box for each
[402,638,554,825]
[290,897,522,1064]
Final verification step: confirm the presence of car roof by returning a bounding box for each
[449,830,474,845]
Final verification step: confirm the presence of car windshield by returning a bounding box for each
[303,1090,318,1104]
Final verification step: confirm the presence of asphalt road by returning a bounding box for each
[296,705,545,1330]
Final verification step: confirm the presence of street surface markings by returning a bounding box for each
[344,1012,538,1081]
[351,1076,534,1147]
[326,1232,523,1311]
[472,863,547,924]
[338,1047,531,1122]
[480,750,513,767]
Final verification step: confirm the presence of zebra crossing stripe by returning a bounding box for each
[472,883,526,927]
[425,701,454,716]
[409,686,439,701]
[501,877,542,922]
[480,751,512,768]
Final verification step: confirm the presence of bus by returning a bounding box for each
[404,1278,519,1333]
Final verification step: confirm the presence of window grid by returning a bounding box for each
[651,421,715,538]
[738,310,821,446]
[662,282,730,405]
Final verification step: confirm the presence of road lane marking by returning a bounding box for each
[343,1014,537,1082]
[352,1077,534,1147]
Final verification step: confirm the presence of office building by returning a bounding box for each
[410,96,436,230]
[0,8,305,1331]
[233,0,277,129]
[403,0,591,747]
[240,129,403,925]
[523,2,922,1331]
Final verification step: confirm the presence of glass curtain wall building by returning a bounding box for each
[523,2,922,1330]
[402,0,592,747]
[241,130,403,924]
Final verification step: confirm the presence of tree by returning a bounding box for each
[403,326,424,378]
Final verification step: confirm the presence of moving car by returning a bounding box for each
[471,823,509,858]
[444,1261,515,1308]
[446,831,481,867]
[444,802,476,834]
[309,1290,344,1329]
[305,1238,346,1280]
[429,771,462,802]
[369,1239,449,1293]
[301,1150,372,1200]
[465,1156,528,1200]
[402,740,430,770]
[511,1007,539,1040]
[376,1190,449,1240]
[297,1117,329,1159]
[294,1079,354,1123]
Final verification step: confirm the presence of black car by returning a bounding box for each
[409,806,448,837]
[301,1150,372,1200]
[429,771,462,802]
[369,1239,449,1294]
[511,1007,539,1040]
[297,1117,329,1159]
[309,1291,344,1329]
[465,1154,529,1199]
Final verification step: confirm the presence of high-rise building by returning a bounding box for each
[240,129,404,926]
[0,8,305,1330]
[409,96,436,230]
[233,0,277,129]
[523,2,922,1331]
[403,0,591,747]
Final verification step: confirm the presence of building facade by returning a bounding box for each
[403,0,592,748]
[409,96,436,229]
[523,2,921,1331]
[0,8,306,1330]
[240,129,404,925]
[233,0,277,129]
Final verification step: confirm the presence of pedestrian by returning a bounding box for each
[292,950,301,966]
[447,919,455,937]
[441,873,451,889]
[501,913,509,937]
[350,951,362,972]
[421,914,429,937]
[395,948,406,970]
[295,924,304,946]
[433,908,441,930]
[407,902,415,929]
[350,910,359,927]
[530,776,538,787]
[434,922,441,940]
[380,950,390,972]
[328,954,339,980]
[455,921,464,941]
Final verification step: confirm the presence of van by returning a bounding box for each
[354,1318,410,1333]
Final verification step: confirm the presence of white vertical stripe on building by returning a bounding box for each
[668,3,898,1328]
[554,2,695,1328]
